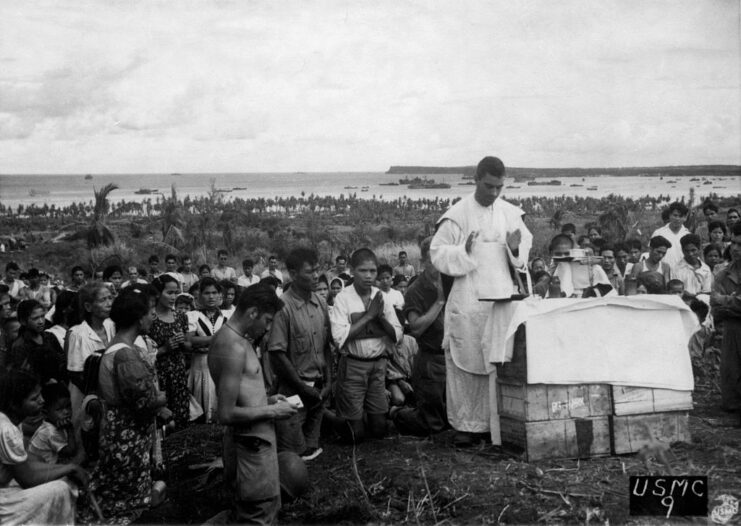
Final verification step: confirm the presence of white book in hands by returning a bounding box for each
[286,395,304,409]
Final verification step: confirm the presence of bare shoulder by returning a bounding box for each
[208,329,246,374]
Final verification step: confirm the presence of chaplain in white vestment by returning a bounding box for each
[430,156,532,446]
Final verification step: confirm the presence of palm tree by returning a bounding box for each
[160,184,186,247]
[60,183,119,248]
[86,183,119,248]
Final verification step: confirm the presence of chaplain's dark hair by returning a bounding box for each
[350,248,377,269]
[242,258,254,268]
[235,284,284,316]
[103,265,123,280]
[285,248,318,273]
[110,288,151,330]
[702,201,719,214]
[475,156,505,180]
[41,382,71,410]
[649,236,672,249]
[0,368,40,415]
[680,234,702,250]
[199,277,222,294]
[71,265,85,276]
[152,273,179,293]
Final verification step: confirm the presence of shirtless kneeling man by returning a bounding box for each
[209,284,297,525]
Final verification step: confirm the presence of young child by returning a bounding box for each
[376,264,404,311]
[666,278,695,309]
[386,334,418,407]
[329,248,403,440]
[219,280,237,319]
[11,300,66,384]
[28,383,82,465]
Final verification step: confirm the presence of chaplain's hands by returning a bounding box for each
[465,231,479,255]
[506,229,522,252]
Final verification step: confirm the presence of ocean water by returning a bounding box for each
[0,171,738,209]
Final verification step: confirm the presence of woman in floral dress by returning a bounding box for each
[149,275,191,429]
[188,277,224,423]
[78,287,168,524]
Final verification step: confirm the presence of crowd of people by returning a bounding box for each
[0,156,739,525]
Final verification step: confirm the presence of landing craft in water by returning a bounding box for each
[527,180,562,186]
[405,177,451,189]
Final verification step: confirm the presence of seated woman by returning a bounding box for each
[0,368,87,525]
[79,287,168,524]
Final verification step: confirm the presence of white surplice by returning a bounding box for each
[431,194,532,442]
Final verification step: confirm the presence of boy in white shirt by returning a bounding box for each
[330,248,403,441]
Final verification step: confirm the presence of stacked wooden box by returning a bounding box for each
[496,326,693,460]
[610,386,692,454]
[497,326,613,461]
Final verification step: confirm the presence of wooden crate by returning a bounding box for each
[611,386,693,415]
[610,411,690,454]
[500,416,611,461]
[496,324,527,382]
[498,379,612,421]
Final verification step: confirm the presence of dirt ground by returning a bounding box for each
[138,377,741,525]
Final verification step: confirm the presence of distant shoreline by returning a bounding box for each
[386,164,741,178]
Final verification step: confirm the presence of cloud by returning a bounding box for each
[0,0,738,172]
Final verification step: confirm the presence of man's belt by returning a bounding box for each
[346,354,386,362]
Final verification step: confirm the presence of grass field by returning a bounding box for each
[138,354,740,525]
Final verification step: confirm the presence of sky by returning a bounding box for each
[0,0,739,174]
